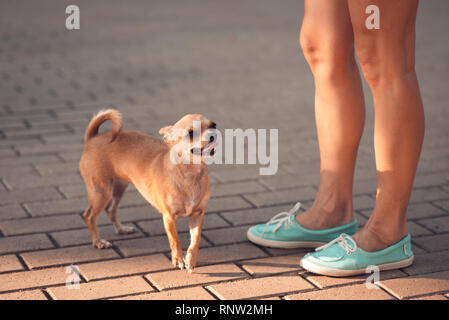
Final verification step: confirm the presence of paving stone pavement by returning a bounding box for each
[0,0,448,300]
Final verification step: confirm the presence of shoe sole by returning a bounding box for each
[247,229,327,249]
[299,255,414,277]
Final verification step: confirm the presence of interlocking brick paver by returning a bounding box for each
[206,196,253,213]
[114,233,211,257]
[379,270,449,299]
[0,165,36,180]
[220,204,293,226]
[210,166,264,183]
[353,195,375,211]
[263,247,310,257]
[434,199,449,213]
[0,139,43,149]
[50,224,143,247]
[410,294,448,300]
[57,184,87,198]
[239,254,304,277]
[48,276,153,300]
[244,187,316,207]
[417,215,449,233]
[117,191,151,207]
[2,127,70,140]
[15,144,83,156]
[409,187,449,203]
[3,173,83,190]
[258,173,319,191]
[79,254,173,281]
[0,234,54,254]
[203,226,250,245]
[0,214,85,235]
[0,267,68,292]
[211,181,267,197]
[0,204,29,220]
[413,172,449,188]
[413,233,449,252]
[0,149,16,158]
[406,221,433,237]
[0,155,61,167]
[196,243,268,266]
[35,163,79,176]
[409,244,426,255]
[285,283,393,300]
[146,263,248,291]
[24,198,88,216]
[114,287,214,300]
[282,162,321,177]
[405,202,448,219]
[21,245,120,269]
[304,269,407,289]
[0,187,62,205]
[352,179,377,196]
[97,205,161,225]
[58,151,83,162]
[0,254,24,273]
[207,273,314,300]
[403,250,449,276]
[0,290,48,300]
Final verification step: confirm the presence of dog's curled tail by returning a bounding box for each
[85,109,123,143]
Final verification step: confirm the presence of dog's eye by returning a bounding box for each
[188,130,194,138]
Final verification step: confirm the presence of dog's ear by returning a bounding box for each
[159,125,174,142]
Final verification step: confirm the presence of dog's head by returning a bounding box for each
[159,114,217,163]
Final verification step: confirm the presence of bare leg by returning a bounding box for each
[347,0,424,251]
[296,0,365,229]
[185,212,205,273]
[162,214,184,269]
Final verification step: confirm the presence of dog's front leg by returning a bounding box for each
[185,211,205,273]
[162,215,184,269]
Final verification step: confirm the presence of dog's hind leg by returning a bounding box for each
[83,181,113,249]
[106,180,135,235]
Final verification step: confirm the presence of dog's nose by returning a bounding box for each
[209,135,215,142]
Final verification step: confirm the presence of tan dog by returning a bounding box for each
[79,109,217,272]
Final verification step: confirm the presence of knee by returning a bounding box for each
[299,31,354,80]
[355,43,415,89]
[299,32,321,68]
[355,45,382,87]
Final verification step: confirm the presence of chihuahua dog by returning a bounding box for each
[79,109,217,272]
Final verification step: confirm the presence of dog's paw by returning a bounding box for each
[116,225,136,235]
[94,239,113,249]
[184,252,196,273]
[172,255,185,270]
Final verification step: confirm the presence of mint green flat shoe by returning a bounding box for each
[300,233,414,277]
[247,202,358,249]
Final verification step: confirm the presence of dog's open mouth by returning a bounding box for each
[191,142,217,157]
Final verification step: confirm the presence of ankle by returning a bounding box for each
[362,219,407,246]
[296,202,354,230]
[314,181,354,217]
[312,192,354,221]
